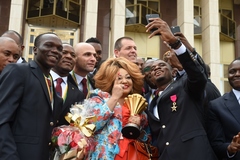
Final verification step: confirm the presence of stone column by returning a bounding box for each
[177,0,194,46]
[109,0,125,58]
[9,0,24,34]
[83,0,98,41]
[201,0,222,92]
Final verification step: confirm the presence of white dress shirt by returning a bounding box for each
[50,70,68,97]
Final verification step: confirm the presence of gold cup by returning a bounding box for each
[121,93,148,139]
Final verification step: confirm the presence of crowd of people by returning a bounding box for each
[0,17,240,160]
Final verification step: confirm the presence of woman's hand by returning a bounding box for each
[107,75,125,111]
[128,115,141,126]
[111,78,124,100]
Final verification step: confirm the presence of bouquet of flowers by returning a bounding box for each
[51,102,97,160]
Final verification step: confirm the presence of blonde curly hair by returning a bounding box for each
[94,57,144,94]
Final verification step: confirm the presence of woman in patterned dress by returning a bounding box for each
[86,57,149,160]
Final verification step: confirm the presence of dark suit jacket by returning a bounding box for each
[87,73,96,90]
[57,74,85,125]
[147,50,217,160]
[207,91,240,160]
[205,79,221,102]
[0,61,62,160]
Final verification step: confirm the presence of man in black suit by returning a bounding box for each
[207,57,240,159]
[1,30,27,63]
[0,32,63,160]
[50,43,85,125]
[146,17,217,159]
[72,43,97,98]
[163,49,221,130]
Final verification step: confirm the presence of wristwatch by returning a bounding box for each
[169,38,182,49]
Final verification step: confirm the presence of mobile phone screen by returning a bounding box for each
[170,26,181,34]
[146,14,160,35]
[146,14,160,24]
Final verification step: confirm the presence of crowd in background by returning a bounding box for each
[0,17,240,160]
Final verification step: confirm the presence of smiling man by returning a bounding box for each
[50,43,85,125]
[145,17,217,160]
[207,57,240,159]
[72,42,97,98]
[0,32,63,160]
[114,36,137,63]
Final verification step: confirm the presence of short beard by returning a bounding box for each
[156,76,165,83]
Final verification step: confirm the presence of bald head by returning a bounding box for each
[0,37,20,72]
[1,30,24,57]
[74,42,95,55]
[73,42,97,76]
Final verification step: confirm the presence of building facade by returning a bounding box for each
[0,0,240,94]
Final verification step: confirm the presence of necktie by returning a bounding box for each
[152,95,160,119]
[45,77,53,103]
[81,78,88,97]
[55,78,63,97]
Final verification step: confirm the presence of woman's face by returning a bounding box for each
[115,68,133,97]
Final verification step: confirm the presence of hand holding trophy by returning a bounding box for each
[121,93,148,139]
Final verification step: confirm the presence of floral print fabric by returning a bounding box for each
[87,89,148,160]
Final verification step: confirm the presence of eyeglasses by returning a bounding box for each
[143,66,151,73]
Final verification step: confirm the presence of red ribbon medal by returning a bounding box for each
[170,95,177,112]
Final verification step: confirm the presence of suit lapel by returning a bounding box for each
[62,75,81,109]
[30,61,52,106]
[147,95,160,121]
[225,91,240,125]
[157,81,175,104]
[144,92,151,104]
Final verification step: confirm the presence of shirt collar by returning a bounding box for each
[232,89,240,101]
[17,57,23,63]
[178,69,185,76]
[50,70,67,84]
[73,72,87,84]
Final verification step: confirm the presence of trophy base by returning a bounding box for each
[121,123,140,139]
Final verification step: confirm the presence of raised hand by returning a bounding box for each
[227,132,240,155]
[106,73,125,111]
[145,18,177,44]
[174,32,194,52]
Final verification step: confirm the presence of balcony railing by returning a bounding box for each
[126,4,160,32]
[26,0,81,29]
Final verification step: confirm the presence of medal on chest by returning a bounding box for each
[170,95,177,112]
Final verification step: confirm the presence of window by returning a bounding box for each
[125,0,160,28]
[194,6,201,35]
[29,46,33,55]
[223,64,231,93]
[30,35,34,43]
[220,9,236,39]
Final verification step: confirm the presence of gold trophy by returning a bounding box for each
[121,94,148,139]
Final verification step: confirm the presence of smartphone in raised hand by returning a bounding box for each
[146,14,160,35]
[170,26,181,34]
